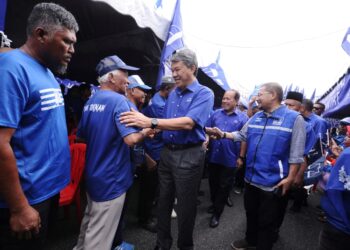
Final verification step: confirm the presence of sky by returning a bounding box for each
[180,0,350,98]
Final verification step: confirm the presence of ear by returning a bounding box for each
[190,64,196,74]
[33,27,48,43]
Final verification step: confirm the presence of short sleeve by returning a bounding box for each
[114,99,140,137]
[186,87,214,127]
[0,70,28,128]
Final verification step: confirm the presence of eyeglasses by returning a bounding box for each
[257,91,271,97]
[313,107,322,110]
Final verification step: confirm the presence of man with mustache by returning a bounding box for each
[0,3,78,249]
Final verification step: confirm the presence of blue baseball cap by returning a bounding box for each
[96,55,139,77]
[127,75,152,91]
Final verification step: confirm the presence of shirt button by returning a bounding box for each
[174,114,176,117]
[177,105,179,107]
[170,134,173,138]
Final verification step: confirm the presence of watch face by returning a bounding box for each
[151,118,158,128]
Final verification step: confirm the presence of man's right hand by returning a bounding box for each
[10,205,41,239]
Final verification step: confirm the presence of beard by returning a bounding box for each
[51,63,68,75]
[43,52,69,75]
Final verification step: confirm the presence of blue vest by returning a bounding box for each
[246,106,299,187]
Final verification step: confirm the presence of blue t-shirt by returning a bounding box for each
[77,90,138,202]
[321,147,350,235]
[0,49,70,207]
[206,109,248,168]
[162,80,214,144]
[143,92,167,161]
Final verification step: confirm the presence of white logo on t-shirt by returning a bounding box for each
[39,88,64,111]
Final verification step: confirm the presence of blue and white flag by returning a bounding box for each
[156,0,184,88]
[342,27,350,56]
[200,51,230,91]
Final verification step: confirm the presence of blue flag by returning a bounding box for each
[342,27,350,56]
[156,0,184,89]
[0,0,7,31]
[201,51,230,91]
[310,88,316,101]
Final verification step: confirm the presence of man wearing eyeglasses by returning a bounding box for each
[207,82,306,250]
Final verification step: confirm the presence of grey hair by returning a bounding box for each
[26,3,79,37]
[261,82,283,102]
[171,48,198,76]
[226,89,240,102]
[98,70,117,85]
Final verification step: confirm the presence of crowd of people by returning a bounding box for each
[0,2,349,250]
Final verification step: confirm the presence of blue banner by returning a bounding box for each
[321,73,350,118]
[0,0,7,31]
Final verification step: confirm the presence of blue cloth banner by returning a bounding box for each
[0,0,7,31]
[341,27,350,56]
[156,0,184,89]
[320,73,350,118]
[200,52,230,91]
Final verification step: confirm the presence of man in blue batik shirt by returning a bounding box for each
[120,48,214,250]
[205,89,248,228]
[74,55,152,250]
[0,3,78,249]
[319,147,350,250]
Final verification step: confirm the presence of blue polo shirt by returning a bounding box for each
[0,49,70,207]
[162,80,214,144]
[207,109,248,168]
[321,147,350,235]
[143,92,167,160]
[77,90,138,202]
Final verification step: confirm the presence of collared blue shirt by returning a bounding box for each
[207,109,248,168]
[143,92,167,160]
[162,80,214,144]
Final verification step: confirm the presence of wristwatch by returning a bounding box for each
[151,118,158,129]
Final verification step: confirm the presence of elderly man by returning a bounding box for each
[120,48,214,250]
[126,75,152,111]
[205,89,248,228]
[74,55,152,250]
[209,83,306,250]
[0,3,78,249]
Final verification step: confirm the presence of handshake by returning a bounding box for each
[205,127,226,140]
